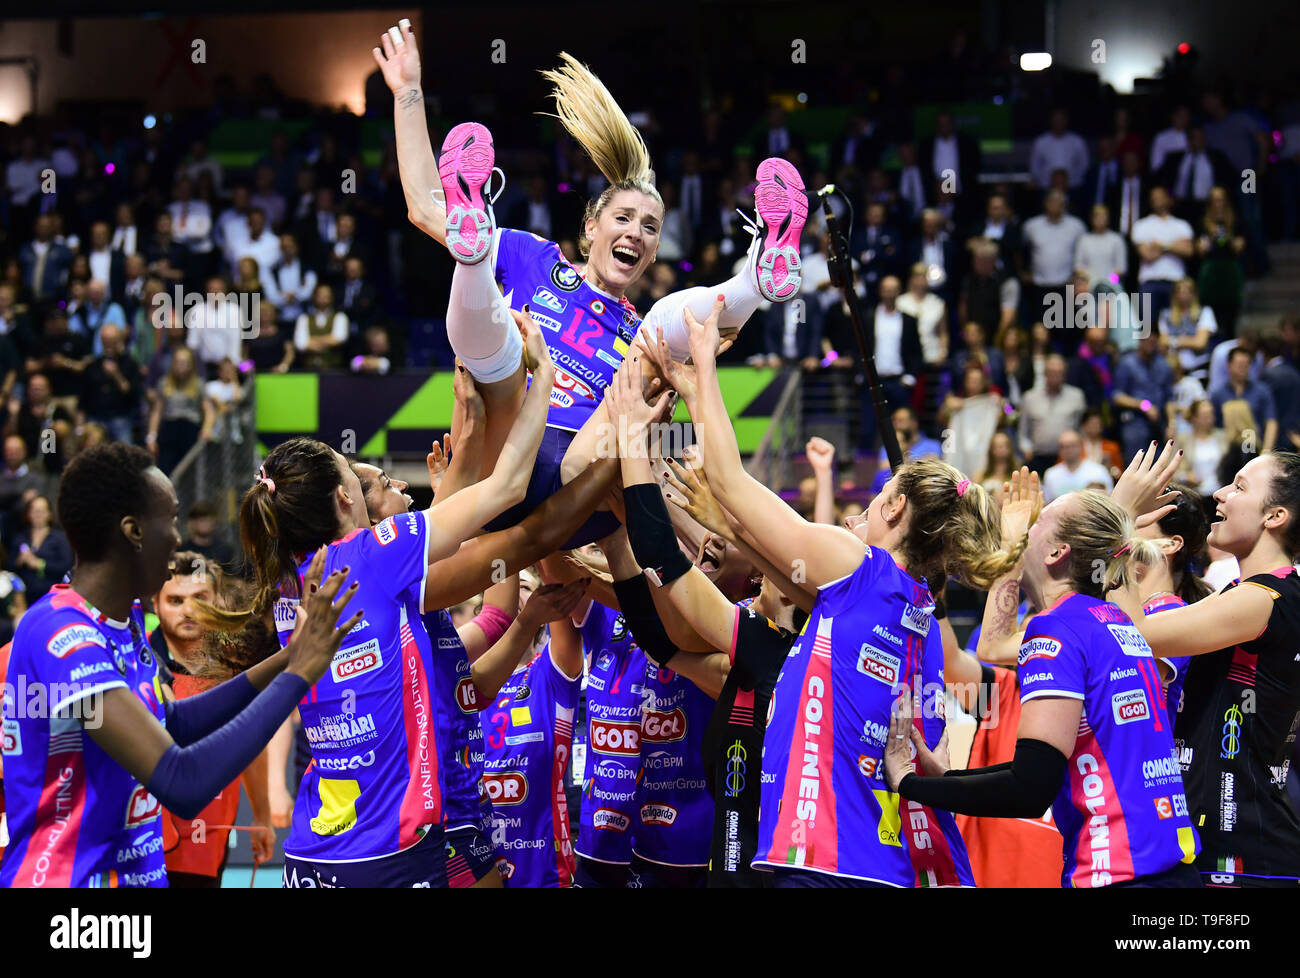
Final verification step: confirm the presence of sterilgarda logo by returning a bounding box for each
[1018,636,1062,666]
[592,808,631,833]
[47,624,107,659]
[1111,689,1149,725]
[855,643,901,686]
[372,517,398,546]
[640,803,677,827]
[330,639,383,683]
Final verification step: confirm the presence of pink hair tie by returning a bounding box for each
[256,466,276,495]
[955,479,971,497]
[1112,543,1131,558]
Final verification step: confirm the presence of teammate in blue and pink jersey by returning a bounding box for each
[888,488,1201,887]
[376,21,807,547]
[478,578,584,887]
[1133,485,1214,731]
[574,600,646,886]
[1,443,356,889]
[630,659,716,886]
[657,302,1003,887]
[234,327,553,887]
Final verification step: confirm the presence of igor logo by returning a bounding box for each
[483,771,528,805]
[553,366,597,401]
[641,708,687,743]
[455,676,481,714]
[856,643,901,685]
[590,718,641,756]
[1111,689,1149,725]
[47,624,106,659]
[550,261,582,292]
[125,786,161,827]
[331,640,383,683]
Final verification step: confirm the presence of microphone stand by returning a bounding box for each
[820,189,904,470]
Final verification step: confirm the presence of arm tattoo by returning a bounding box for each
[987,578,1020,638]
[398,89,424,109]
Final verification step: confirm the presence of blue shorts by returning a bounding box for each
[282,824,448,888]
[445,824,499,888]
[482,425,621,548]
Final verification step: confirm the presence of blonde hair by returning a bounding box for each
[541,52,663,257]
[1054,489,1163,596]
[1169,276,1200,321]
[1221,399,1258,445]
[888,457,1029,592]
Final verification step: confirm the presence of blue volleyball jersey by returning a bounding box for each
[754,547,974,886]
[273,511,443,863]
[1018,593,1199,887]
[423,608,488,832]
[480,646,581,887]
[494,228,641,433]
[1142,593,1190,732]
[576,602,646,864]
[632,661,716,867]
[1,586,167,888]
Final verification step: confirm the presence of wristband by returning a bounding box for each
[472,604,514,647]
[623,483,693,587]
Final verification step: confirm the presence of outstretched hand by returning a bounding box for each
[1111,440,1182,519]
[683,295,726,367]
[427,433,453,494]
[1000,466,1042,548]
[663,454,738,542]
[603,353,670,436]
[372,19,422,95]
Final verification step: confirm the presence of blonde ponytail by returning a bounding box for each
[542,52,654,186]
[540,52,663,257]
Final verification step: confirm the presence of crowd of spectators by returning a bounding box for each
[3,34,1300,542]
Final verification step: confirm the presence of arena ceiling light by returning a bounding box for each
[1019,52,1053,71]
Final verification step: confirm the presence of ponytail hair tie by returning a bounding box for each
[955,479,971,498]
[1111,542,1131,559]
[256,466,276,495]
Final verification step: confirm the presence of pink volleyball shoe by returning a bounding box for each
[438,122,499,264]
[750,157,807,301]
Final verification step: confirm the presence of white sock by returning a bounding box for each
[639,262,761,361]
[446,246,522,383]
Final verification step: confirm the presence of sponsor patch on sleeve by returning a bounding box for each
[46,623,108,659]
[1018,635,1062,666]
[372,517,399,546]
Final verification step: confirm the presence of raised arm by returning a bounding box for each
[676,302,866,588]
[373,20,447,245]
[1119,580,1275,660]
[470,580,588,701]
[422,311,554,564]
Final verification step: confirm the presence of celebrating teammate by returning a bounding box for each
[885,489,1203,888]
[0,443,359,888]
[1114,451,1300,887]
[232,313,553,887]
[375,18,806,546]
[662,300,999,887]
